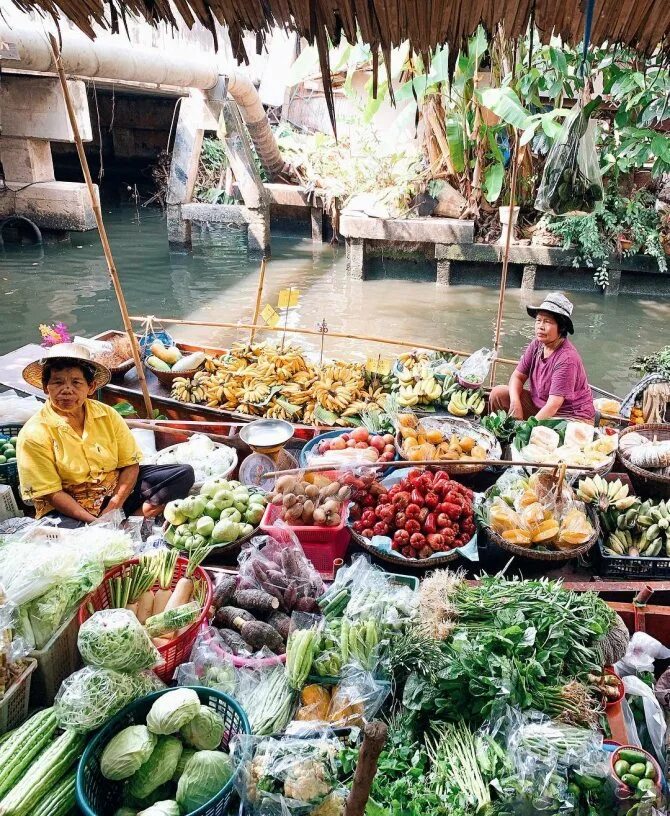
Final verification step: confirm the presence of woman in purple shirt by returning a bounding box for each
[489,293,595,423]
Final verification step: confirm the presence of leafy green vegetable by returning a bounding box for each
[179,705,225,750]
[78,609,161,673]
[137,803,180,816]
[101,725,157,781]
[176,750,233,813]
[632,345,670,378]
[146,689,201,735]
[128,736,183,800]
[481,411,520,444]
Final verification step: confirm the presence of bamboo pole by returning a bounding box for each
[49,35,154,419]
[249,257,267,344]
[490,133,521,387]
[128,314,520,367]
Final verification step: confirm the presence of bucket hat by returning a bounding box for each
[22,343,111,390]
[526,292,574,335]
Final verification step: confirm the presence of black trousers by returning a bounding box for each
[45,464,195,529]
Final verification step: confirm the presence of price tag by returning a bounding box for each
[278,288,300,309]
[261,304,280,328]
[365,357,392,376]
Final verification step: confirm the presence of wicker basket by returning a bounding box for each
[616,423,670,500]
[480,503,600,562]
[145,361,203,387]
[349,526,460,569]
[395,415,501,476]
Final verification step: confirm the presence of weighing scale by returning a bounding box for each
[238,419,297,491]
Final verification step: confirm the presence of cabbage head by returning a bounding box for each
[146,688,200,735]
[180,705,225,750]
[172,747,197,783]
[113,809,138,816]
[101,725,157,781]
[137,802,180,816]
[176,750,233,813]
[128,736,183,800]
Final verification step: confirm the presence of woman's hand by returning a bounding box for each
[508,398,525,420]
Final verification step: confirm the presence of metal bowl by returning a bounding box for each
[238,419,294,454]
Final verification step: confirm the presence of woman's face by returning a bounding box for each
[44,366,96,413]
[534,311,560,345]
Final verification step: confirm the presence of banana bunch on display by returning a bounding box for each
[396,365,442,408]
[636,499,670,557]
[446,388,485,417]
[604,529,647,557]
[576,475,637,513]
[598,491,670,559]
[171,373,207,404]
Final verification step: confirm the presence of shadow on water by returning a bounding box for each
[1,206,669,396]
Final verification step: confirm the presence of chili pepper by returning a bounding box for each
[424,512,437,535]
[405,503,421,519]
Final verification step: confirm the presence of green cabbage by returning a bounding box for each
[128,736,183,800]
[101,725,157,781]
[146,688,200,735]
[78,609,161,673]
[137,802,180,816]
[180,705,225,750]
[113,809,138,816]
[171,747,196,783]
[176,750,233,813]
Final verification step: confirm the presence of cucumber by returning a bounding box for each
[617,748,648,765]
[629,763,647,777]
[614,760,630,777]
[621,774,641,787]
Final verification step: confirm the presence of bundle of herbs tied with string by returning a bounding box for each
[396,571,625,733]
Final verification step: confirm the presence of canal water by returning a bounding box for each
[1,206,668,397]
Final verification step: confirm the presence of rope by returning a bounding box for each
[579,0,597,77]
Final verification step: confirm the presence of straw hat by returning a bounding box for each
[22,343,111,390]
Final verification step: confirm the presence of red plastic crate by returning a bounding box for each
[260,503,351,578]
[79,557,213,682]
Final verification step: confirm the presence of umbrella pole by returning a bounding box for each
[490,133,520,388]
[49,34,154,419]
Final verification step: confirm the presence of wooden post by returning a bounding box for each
[344,721,388,816]
[166,95,206,247]
[249,256,267,344]
[49,35,154,419]
[490,134,520,387]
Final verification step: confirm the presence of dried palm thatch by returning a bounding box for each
[13,0,670,133]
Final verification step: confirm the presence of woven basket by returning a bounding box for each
[349,526,460,569]
[480,502,600,562]
[146,361,202,387]
[616,423,670,500]
[395,415,501,476]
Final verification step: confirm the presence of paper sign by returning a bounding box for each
[0,40,19,60]
[365,357,392,376]
[278,288,300,309]
[261,304,280,327]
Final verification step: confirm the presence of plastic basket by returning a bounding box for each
[260,503,351,578]
[0,485,19,522]
[0,424,22,500]
[29,610,80,706]
[77,686,250,816]
[78,557,213,682]
[0,658,36,735]
[597,538,670,579]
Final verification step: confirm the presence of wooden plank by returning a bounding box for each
[218,100,267,209]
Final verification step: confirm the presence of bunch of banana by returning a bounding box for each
[576,475,637,512]
[396,366,442,407]
[312,363,364,414]
[171,376,206,404]
[604,530,648,557]
[364,368,396,392]
[447,388,485,417]
[638,499,670,557]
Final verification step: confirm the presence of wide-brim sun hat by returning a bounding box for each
[22,343,111,390]
[526,292,575,335]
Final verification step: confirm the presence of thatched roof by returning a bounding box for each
[12,0,670,130]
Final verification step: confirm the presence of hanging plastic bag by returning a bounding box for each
[615,631,670,677]
[535,98,604,215]
[620,675,667,766]
[458,348,497,388]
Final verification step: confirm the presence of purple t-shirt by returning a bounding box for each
[517,339,595,421]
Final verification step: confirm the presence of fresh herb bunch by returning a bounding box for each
[632,345,670,378]
[481,411,519,444]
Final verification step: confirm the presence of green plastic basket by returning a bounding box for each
[76,686,250,816]
[0,424,21,500]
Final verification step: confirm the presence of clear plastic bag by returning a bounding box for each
[458,347,496,387]
[173,628,237,692]
[535,99,604,215]
[232,731,344,815]
[0,389,42,423]
[78,609,162,673]
[507,710,604,772]
[238,531,324,613]
[620,675,667,765]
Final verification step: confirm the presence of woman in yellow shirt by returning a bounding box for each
[17,346,194,528]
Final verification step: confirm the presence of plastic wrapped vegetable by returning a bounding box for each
[128,736,183,800]
[78,609,161,673]
[535,99,604,215]
[145,601,200,638]
[100,725,158,781]
[176,750,233,813]
[55,668,164,733]
[137,802,180,816]
[180,704,226,750]
[146,688,201,735]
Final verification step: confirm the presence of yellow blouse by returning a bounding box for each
[17,400,142,518]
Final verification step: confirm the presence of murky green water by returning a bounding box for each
[1,206,668,398]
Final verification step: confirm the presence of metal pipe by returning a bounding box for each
[0,26,219,89]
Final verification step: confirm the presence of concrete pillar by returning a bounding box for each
[605,268,621,296]
[167,205,192,248]
[346,238,365,279]
[521,264,537,291]
[165,95,205,247]
[436,259,452,286]
[246,208,271,255]
[0,138,54,183]
[310,205,324,243]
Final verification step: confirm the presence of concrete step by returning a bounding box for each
[339,213,475,244]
